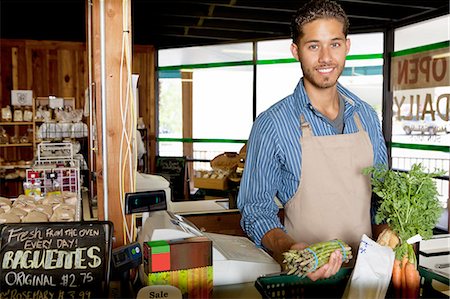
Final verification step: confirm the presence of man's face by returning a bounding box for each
[291,18,350,89]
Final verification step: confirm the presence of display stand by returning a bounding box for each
[26,142,82,221]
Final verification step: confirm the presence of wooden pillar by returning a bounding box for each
[182,71,193,199]
[91,0,134,247]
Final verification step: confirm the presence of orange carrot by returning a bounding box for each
[415,268,421,297]
[405,262,420,299]
[401,255,408,298]
[392,258,402,298]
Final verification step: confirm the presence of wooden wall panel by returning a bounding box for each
[0,40,87,109]
[0,45,13,101]
[133,45,156,172]
[1,40,153,121]
[11,47,18,89]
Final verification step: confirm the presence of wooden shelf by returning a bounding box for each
[0,122,33,125]
[0,165,31,170]
[0,98,36,197]
[0,143,33,147]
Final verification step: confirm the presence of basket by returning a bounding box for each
[210,152,240,172]
[255,267,352,299]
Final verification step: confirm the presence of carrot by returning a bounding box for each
[392,258,402,298]
[405,262,420,299]
[401,255,408,298]
[415,268,421,297]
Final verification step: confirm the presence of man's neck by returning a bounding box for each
[305,83,340,120]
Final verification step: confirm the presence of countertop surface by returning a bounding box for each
[168,198,238,215]
[167,197,283,215]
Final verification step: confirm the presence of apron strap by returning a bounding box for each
[353,112,365,132]
[300,114,313,137]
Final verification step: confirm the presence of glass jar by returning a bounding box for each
[1,105,12,121]
[0,127,8,144]
[13,106,23,122]
[23,106,33,122]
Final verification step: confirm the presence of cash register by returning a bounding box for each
[129,174,281,287]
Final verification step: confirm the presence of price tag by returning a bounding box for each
[137,285,182,299]
[407,234,423,244]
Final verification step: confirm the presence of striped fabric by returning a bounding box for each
[237,78,388,247]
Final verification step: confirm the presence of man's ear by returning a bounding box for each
[345,38,351,55]
[290,43,300,61]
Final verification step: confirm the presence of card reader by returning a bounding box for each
[112,242,143,273]
[125,190,167,214]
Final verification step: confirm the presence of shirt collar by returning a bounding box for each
[293,78,360,113]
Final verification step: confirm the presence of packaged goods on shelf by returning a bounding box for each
[37,121,88,139]
[0,190,81,223]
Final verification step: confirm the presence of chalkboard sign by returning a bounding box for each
[0,221,113,299]
[156,156,187,201]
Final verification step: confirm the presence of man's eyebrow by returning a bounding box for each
[303,37,346,44]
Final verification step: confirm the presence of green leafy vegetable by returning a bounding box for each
[363,163,445,260]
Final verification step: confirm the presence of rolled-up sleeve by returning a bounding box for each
[237,112,285,247]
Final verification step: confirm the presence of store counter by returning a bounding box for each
[137,210,281,286]
[166,198,284,236]
[109,280,262,299]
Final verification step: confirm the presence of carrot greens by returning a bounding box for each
[363,163,444,259]
[364,163,445,298]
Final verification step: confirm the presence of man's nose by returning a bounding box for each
[318,47,332,63]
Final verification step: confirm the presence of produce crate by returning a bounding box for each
[255,267,352,299]
[255,266,450,299]
[193,176,228,190]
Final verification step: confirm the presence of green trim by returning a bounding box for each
[157,137,247,144]
[158,53,383,70]
[392,41,449,57]
[257,58,297,65]
[390,142,450,153]
[158,41,449,70]
[345,53,383,60]
[157,139,449,152]
[159,60,253,71]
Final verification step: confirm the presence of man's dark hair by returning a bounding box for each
[291,0,349,44]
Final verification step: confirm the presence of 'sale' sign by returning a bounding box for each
[0,221,113,299]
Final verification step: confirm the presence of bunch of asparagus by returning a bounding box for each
[283,239,353,277]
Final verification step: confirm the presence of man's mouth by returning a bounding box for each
[317,67,334,74]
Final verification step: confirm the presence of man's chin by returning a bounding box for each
[313,79,337,89]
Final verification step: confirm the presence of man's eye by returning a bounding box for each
[309,45,319,50]
[331,42,341,48]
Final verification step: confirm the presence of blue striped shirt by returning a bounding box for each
[237,79,388,247]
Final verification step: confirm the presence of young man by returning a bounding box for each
[237,0,387,280]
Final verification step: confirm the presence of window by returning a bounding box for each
[158,43,252,165]
[391,15,450,221]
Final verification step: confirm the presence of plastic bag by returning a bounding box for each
[342,234,394,299]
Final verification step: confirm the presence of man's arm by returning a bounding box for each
[261,228,298,264]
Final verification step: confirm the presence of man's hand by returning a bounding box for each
[306,249,343,281]
[262,229,344,280]
[289,243,343,281]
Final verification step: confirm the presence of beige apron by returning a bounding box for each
[284,112,373,252]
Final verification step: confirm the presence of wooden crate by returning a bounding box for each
[193,177,228,190]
